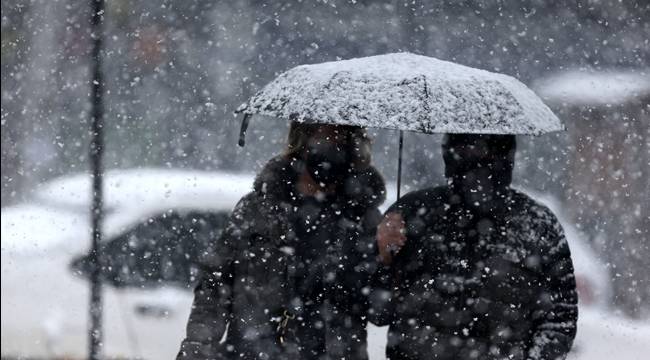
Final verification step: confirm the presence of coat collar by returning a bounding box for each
[253,155,386,212]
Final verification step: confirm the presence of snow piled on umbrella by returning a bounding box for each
[238,52,563,135]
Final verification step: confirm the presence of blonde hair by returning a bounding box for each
[284,121,372,170]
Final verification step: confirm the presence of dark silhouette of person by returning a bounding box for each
[370,134,578,360]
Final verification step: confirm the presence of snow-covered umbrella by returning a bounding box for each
[236,52,563,197]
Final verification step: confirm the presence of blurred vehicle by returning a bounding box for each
[1,169,253,360]
[0,169,646,359]
[70,210,231,290]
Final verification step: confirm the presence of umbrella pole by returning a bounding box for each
[88,0,105,359]
[397,130,403,199]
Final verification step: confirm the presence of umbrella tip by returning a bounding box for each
[238,114,251,147]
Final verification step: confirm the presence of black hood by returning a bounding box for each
[443,134,516,188]
[443,134,516,212]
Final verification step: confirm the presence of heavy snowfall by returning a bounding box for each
[1,1,649,360]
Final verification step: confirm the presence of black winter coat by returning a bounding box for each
[369,186,578,360]
[177,156,386,360]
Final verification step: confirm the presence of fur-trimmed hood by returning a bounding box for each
[253,155,386,211]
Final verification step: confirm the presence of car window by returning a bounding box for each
[70,210,230,289]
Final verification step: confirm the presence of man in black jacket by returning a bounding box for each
[370,134,578,360]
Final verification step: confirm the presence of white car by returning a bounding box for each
[2,169,253,360]
[1,169,648,359]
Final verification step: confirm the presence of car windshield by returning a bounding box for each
[70,211,230,289]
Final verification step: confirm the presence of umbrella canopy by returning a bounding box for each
[237,52,563,135]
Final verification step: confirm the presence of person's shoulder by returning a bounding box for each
[401,185,447,202]
[230,190,273,221]
[508,189,566,246]
[509,189,559,222]
[509,190,572,259]
[388,185,448,214]
[226,191,282,241]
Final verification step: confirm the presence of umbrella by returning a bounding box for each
[71,210,229,289]
[236,52,563,197]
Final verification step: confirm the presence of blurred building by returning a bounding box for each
[535,70,650,317]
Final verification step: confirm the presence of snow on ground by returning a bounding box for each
[239,52,563,135]
[567,309,650,360]
[534,70,650,105]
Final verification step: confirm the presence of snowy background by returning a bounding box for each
[1,1,649,359]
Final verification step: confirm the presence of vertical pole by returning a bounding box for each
[397,130,404,199]
[89,0,105,359]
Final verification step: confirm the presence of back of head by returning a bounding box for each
[442,134,517,210]
[285,121,372,170]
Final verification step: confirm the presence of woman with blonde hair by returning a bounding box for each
[178,122,386,360]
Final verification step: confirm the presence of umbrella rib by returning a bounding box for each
[423,76,430,99]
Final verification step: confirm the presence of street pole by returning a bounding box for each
[89,0,105,359]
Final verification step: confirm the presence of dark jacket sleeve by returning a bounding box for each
[333,207,383,315]
[366,201,407,327]
[177,194,253,360]
[527,212,579,360]
[367,263,396,326]
[366,192,421,327]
